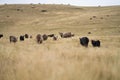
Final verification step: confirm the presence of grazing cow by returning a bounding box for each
[91,40,100,47]
[25,34,29,38]
[59,32,74,38]
[48,34,54,37]
[36,34,42,44]
[79,37,89,47]
[53,36,58,41]
[0,34,3,38]
[20,35,24,41]
[9,36,17,43]
[42,34,48,41]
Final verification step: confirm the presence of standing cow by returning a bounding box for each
[36,34,42,44]
[9,36,17,43]
[79,37,89,47]
[91,40,100,47]
[20,35,24,41]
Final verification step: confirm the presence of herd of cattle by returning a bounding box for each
[0,32,100,47]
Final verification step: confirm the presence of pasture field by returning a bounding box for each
[0,4,120,80]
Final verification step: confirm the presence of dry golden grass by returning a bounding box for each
[0,4,120,80]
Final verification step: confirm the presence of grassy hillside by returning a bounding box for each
[0,4,120,80]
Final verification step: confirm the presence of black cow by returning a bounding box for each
[0,34,3,38]
[25,34,29,38]
[48,34,54,37]
[36,34,42,44]
[91,40,100,47]
[59,32,74,38]
[9,36,17,43]
[20,35,24,41]
[42,34,48,41]
[79,37,89,47]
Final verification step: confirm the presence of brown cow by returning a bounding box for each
[59,32,74,38]
[25,34,29,38]
[9,36,17,43]
[53,36,58,41]
[42,34,48,41]
[36,34,42,44]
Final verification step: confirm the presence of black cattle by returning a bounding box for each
[53,36,58,41]
[20,35,24,41]
[91,40,100,47]
[25,34,29,38]
[79,37,89,47]
[9,36,17,43]
[42,34,48,41]
[0,34,3,38]
[59,32,74,38]
[36,34,42,44]
[48,34,54,37]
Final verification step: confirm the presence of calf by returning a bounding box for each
[79,37,89,47]
[91,40,100,47]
